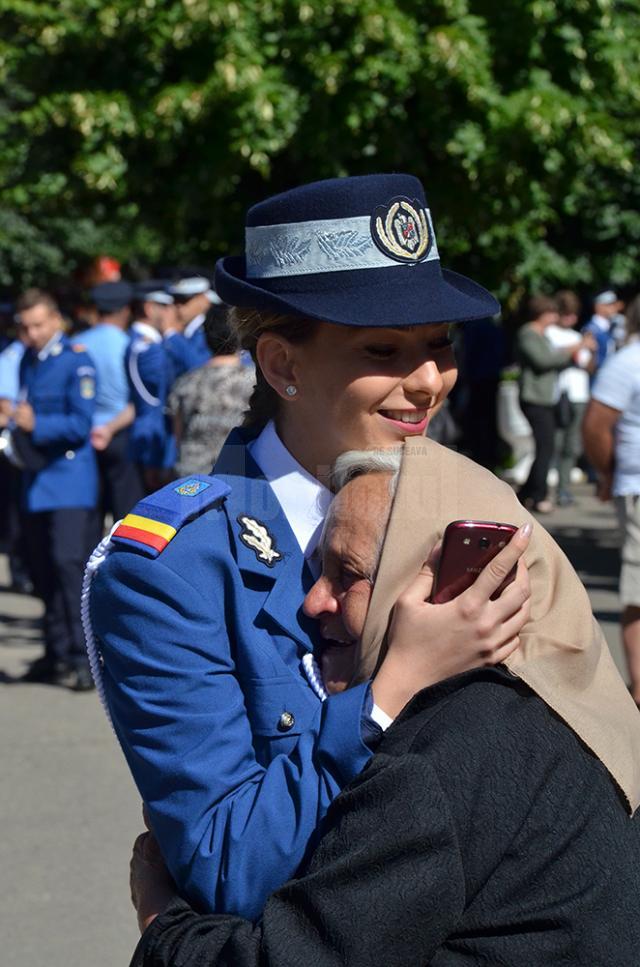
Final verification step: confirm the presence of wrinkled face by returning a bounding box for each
[283,321,457,474]
[303,473,392,646]
[19,302,62,352]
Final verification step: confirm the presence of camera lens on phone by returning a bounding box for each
[479,536,490,548]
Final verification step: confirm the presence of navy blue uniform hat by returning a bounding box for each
[90,281,134,313]
[134,280,174,305]
[215,173,499,327]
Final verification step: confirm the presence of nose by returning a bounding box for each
[303,577,339,619]
[402,357,445,402]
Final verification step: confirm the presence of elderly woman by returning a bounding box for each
[129,438,640,967]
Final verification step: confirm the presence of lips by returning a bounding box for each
[378,408,431,433]
[319,627,355,649]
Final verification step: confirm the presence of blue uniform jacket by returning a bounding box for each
[185,321,212,368]
[583,318,615,372]
[164,331,201,385]
[90,428,372,920]
[19,336,98,511]
[126,336,176,468]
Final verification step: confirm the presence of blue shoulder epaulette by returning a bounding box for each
[111,475,230,558]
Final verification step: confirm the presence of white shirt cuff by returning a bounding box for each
[370,703,394,731]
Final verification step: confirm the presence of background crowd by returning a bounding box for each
[0,267,638,697]
[0,271,255,690]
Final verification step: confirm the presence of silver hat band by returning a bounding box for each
[245,211,439,279]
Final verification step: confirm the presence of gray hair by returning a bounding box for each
[325,449,402,579]
[330,448,402,496]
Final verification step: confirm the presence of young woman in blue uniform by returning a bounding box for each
[89,173,531,920]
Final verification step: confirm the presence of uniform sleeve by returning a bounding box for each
[130,753,466,967]
[92,549,372,921]
[31,353,96,446]
[0,342,23,402]
[136,343,167,405]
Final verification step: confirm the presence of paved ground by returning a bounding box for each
[0,483,627,967]
[0,557,141,967]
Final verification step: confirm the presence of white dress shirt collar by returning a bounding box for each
[37,330,64,361]
[184,313,206,339]
[248,420,332,558]
[591,313,611,332]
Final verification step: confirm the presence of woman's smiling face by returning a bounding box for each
[276,321,457,478]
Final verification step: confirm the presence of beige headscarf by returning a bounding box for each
[358,437,640,815]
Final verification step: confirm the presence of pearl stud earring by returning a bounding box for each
[285,385,297,397]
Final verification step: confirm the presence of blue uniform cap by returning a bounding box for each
[215,173,500,327]
[134,280,174,305]
[91,281,135,312]
[169,277,221,305]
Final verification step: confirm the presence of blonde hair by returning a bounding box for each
[228,307,320,428]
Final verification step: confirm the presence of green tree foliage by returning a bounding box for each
[1,0,639,303]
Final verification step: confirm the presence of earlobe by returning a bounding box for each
[256,333,299,401]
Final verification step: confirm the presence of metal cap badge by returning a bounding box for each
[370,196,432,264]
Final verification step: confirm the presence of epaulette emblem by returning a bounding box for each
[112,475,230,557]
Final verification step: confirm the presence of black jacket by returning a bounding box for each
[132,668,640,966]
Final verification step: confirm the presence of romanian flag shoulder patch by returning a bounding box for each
[111,474,231,558]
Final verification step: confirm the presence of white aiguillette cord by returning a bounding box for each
[80,520,122,731]
[81,521,331,726]
[302,652,328,702]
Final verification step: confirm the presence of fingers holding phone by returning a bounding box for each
[450,522,532,659]
[459,522,532,612]
[372,521,532,718]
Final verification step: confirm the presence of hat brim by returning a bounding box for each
[215,256,499,327]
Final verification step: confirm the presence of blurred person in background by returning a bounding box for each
[76,281,144,535]
[0,322,31,591]
[168,275,217,369]
[128,282,177,492]
[583,289,619,375]
[161,291,202,383]
[516,295,593,513]
[611,295,628,350]
[584,296,640,707]
[168,303,255,475]
[14,289,97,690]
[546,290,593,506]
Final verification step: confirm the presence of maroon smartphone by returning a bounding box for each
[431,520,518,604]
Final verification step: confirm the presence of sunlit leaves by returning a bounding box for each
[1,0,639,297]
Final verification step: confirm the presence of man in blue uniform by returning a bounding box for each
[0,330,32,592]
[168,276,216,369]
[14,289,97,690]
[583,289,619,376]
[77,281,144,537]
[127,282,177,491]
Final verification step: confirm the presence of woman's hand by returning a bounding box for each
[130,831,177,934]
[372,523,532,718]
